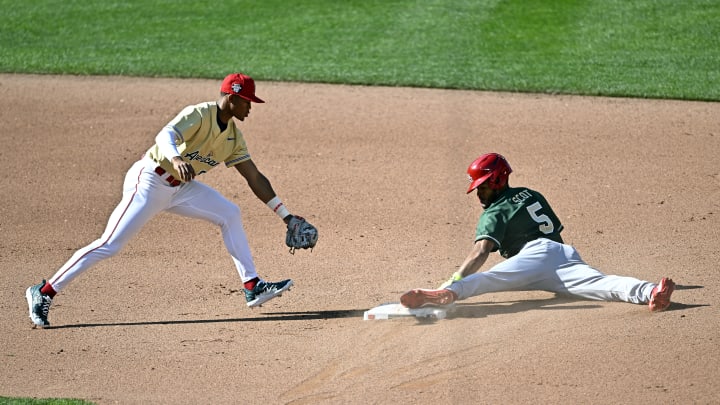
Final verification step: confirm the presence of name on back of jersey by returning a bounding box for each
[511,189,533,204]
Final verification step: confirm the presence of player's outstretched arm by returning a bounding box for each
[458,239,494,277]
[234,159,278,204]
[439,239,495,288]
[234,159,318,252]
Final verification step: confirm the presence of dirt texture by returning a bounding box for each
[1,74,719,404]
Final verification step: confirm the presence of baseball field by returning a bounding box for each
[2,2,719,404]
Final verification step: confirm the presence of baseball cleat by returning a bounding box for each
[245,279,293,308]
[26,280,53,328]
[648,277,675,312]
[400,288,457,309]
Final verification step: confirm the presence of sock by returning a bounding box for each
[40,282,57,298]
[243,277,259,291]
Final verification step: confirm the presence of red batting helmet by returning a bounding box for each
[466,153,512,193]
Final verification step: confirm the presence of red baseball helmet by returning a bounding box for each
[466,153,512,193]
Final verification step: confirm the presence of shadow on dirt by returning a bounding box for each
[447,297,602,319]
[675,284,703,290]
[445,289,708,320]
[45,309,367,329]
[44,285,707,328]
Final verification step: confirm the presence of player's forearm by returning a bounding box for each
[247,173,278,205]
[457,253,488,278]
[457,241,492,277]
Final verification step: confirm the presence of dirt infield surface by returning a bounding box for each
[1,74,719,404]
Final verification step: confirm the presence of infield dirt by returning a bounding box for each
[1,74,719,404]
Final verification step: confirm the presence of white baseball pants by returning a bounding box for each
[448,238,656,304]
[48,159,258,292]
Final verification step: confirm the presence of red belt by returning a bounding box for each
[154,167,181,187]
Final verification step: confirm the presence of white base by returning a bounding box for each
[363,302,453,320]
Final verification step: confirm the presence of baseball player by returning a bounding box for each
[401,153,675,312]
[26,73,317,328]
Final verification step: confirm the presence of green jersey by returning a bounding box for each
[475,187,564,258]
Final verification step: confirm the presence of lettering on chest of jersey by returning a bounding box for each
[511,190,533,204]
[184,151,220,166]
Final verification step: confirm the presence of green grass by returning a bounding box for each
[1,0,717,100]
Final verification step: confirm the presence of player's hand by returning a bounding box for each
[172,156,196,182]
[439,271,463,289]
[285,215,318,254]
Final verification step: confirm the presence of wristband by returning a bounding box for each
[266,196,291,219]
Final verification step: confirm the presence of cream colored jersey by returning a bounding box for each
[146,102,250,178]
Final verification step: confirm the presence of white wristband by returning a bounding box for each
[266,196,291,219]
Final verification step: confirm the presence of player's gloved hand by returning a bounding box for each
[439,271,463,289]
[285,215,318,254]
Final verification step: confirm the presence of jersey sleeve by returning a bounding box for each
[145,105,204,163]
[166,105,204,144]
[224,127,252,168]
[475,209,506,252]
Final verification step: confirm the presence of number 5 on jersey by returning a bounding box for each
[527,202,554,234]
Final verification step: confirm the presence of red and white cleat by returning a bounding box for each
[648,277,675,312]
[400,288,457,309]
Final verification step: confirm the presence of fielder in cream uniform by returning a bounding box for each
[26,73,306,328]
[146,101,249,179]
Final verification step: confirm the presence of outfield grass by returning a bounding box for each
[0,0,717,100]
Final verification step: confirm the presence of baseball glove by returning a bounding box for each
[285,215,318,254]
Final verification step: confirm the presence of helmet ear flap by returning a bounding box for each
[490,173,501,189]
[490,167,509,190]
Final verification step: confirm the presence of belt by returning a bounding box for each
[154,166,182,187]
